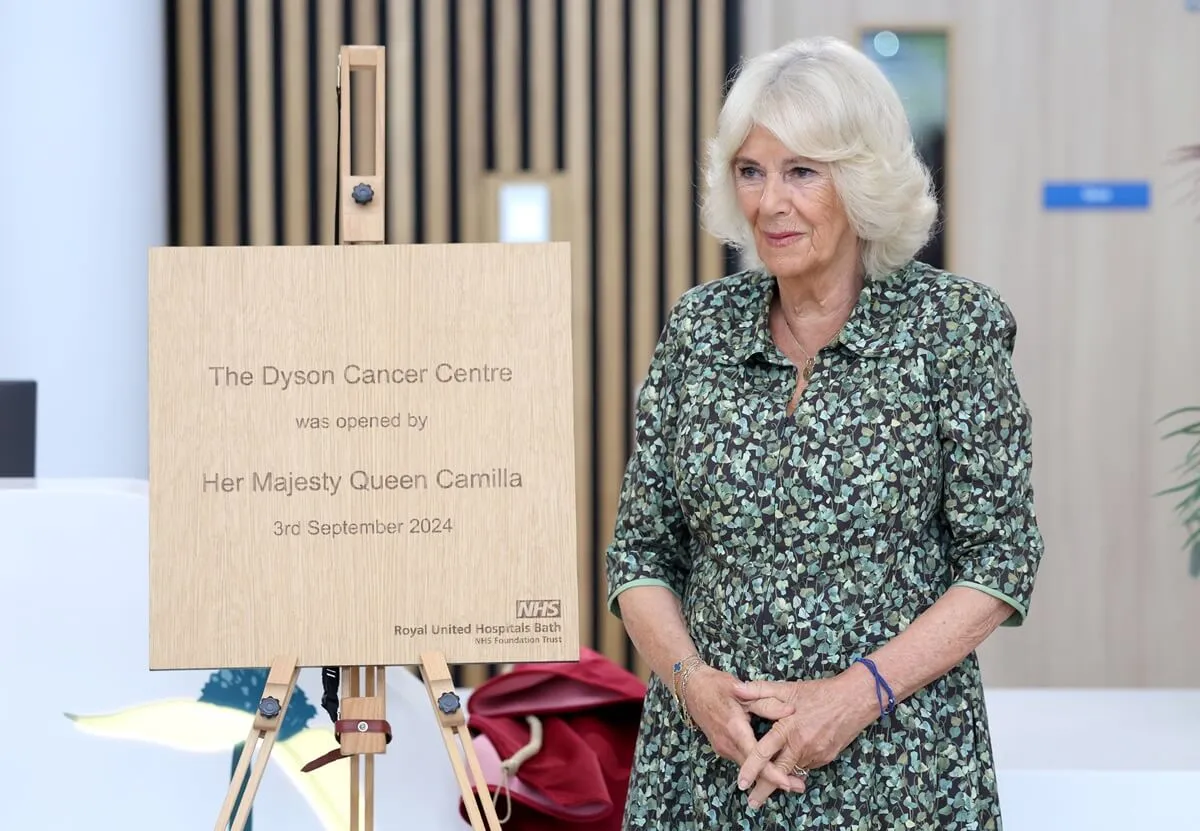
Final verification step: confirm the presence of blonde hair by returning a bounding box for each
[701,36,939,280]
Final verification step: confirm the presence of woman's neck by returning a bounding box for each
[774,261,864,334]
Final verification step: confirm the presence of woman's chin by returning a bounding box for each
[759,251,815,281]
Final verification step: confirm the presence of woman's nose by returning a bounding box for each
[759,173,790,213]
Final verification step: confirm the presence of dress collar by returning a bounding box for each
[715,260,920,366]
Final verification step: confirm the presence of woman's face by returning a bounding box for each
[732,124,859,282]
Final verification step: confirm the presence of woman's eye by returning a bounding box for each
[791,166,815,178]
[736,165,760,178]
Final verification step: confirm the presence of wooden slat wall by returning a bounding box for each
[165,0,742,684]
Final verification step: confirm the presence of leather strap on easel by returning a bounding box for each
[301,719,393,773]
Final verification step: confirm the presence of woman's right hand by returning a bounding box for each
[683,665,804,793]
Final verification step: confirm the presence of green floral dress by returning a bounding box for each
[605,260,1044,829]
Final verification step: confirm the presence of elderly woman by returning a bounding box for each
[605,36,1044,829]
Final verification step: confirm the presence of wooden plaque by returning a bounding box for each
[147,243,579,670]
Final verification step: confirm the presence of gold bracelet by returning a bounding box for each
[671,654,701,703]
[679,664,700,726]
[671,654,704,727]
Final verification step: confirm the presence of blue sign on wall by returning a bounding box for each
[1042,181,1151,211]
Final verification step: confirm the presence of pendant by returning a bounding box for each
[801,358,815,381]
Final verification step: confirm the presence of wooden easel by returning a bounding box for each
[214,655,301,831]
[213,45,503,831]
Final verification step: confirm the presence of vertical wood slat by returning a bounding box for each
[493,0,522,172]
[458,0,486,243]
[175,0,204,246]
[454,0,489,691]
[352,0,379,43]
[386,0,416,245]
[168,0,740,682]
[631,3,660,381]
[212,0,239,245]
[529,0,557,172]
[596,1,629,664]
[566,0,595,655]
[247,0,275,245]
[698,0,726,283]
[421,2,451,243]
[665,0,695,305]
[349,0,380,177]
[317,1,343,243]
[628,0,660,681]
[281,0,310,244]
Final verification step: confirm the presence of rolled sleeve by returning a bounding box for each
[605,297,694,618]
[936,288,1045,626]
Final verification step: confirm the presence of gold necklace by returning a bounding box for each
[779,310,819,381]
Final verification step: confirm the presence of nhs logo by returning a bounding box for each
[516,599,562,618]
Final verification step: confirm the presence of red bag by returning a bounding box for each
[459,647,647,830]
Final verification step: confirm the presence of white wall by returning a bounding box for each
[0,0,166,478]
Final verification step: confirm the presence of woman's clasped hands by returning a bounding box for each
[684,666,876,811]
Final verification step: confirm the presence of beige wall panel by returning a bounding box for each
[420,2,450,243]
[316,1,343,244]
[629,1,661,682]
[174,0,204,246]
[595,5,629,662]
[385,0,415,245]
[664,1,696,307]
[697,0,727,284]
[349,0,380,178]
[742,0,1200,687]
[457,0,486,244]
[493,0,521,173]
[631,2,660,392]
[247,0,275,245]
[211,0,239,246]
[565,0,596,654]
[529,0,557,172]
[281,2,311,246]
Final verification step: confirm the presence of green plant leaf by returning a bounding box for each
[1158,405,1200,423]
[1174,487,1200,513]
[1182,446,1200,472]
[1185,442,1200,467]
[1162,422,1200,440]
[1186,524,1200,551]
[1154,478,1200,498]
[1157,404,1200,576]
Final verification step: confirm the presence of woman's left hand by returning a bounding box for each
[730,674,876,809]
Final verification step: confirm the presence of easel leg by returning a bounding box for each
[420,652,503,831]
[347,666,359,831]
[214,655,299,831]
[342,665,386,831]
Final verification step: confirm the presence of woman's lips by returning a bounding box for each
[764,231,803,247]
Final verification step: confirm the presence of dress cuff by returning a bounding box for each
[950,580,1029,627]
[607,578,681,618]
